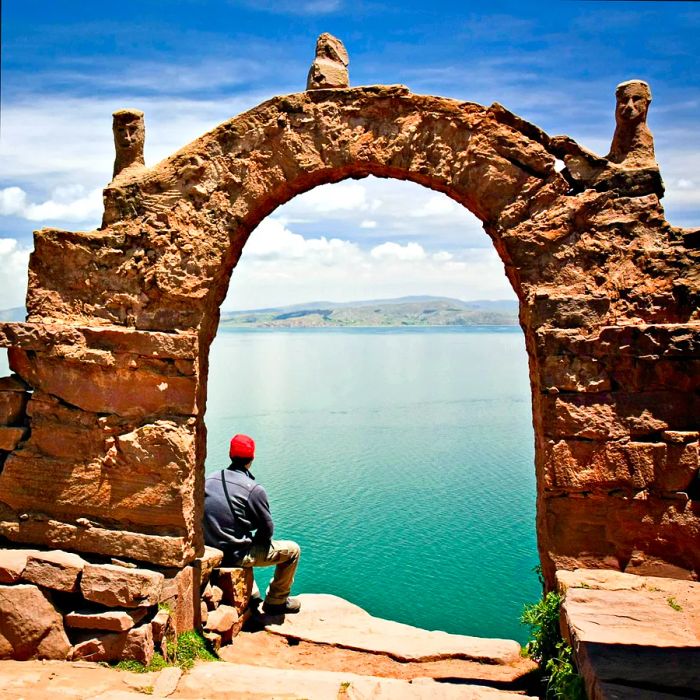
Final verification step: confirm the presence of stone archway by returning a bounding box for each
[0,79,697,587]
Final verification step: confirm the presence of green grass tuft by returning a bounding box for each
[667,596,683,612]
[167,630,219,670]
[114,632,218,674]
[521,566,586,699]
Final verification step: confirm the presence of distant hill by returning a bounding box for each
[0,299,519,328]
[219,297,519,328]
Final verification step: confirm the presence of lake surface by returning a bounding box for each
[0,328,540,642]
[204,327,540,643]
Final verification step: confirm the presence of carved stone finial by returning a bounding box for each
[306,33,349,90]
[112,109,145,179]
[607,80,656,168]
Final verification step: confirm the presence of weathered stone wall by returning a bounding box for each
[0,84,697,586]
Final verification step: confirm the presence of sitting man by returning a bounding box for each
[203,434,301,615]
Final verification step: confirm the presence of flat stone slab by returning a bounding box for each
[81,563,163,608]
[176,661,536,699]
[0,547,41,583]
[0,659,158,698]
[263,594,521,664]
[23,550,87,593]
[558,569,700,698]
[65,608,148,632]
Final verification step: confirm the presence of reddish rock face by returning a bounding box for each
[0,584,71,660]
[0,85,696,586]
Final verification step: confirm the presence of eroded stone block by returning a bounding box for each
[215,567,253,615]
[81,563,163,608]
[70,622,154,665]
[0,547,41,584]
[65,607,147,632]
[0,584,70,660]
[23,550,87,593]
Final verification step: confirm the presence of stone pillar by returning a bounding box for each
[112,109,145,179]
[307,33,349,89]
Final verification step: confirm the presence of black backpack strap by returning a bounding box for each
[220,469,238,521]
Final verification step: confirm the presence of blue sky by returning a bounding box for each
[1,1,698,309]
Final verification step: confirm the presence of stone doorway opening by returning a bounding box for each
[203,177,540,641]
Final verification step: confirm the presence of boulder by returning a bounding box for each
[81,563,163,608]
[204,604,238,634]
[65,607,148,632]
[0,584,70,660]
[0,547,40,583]
[23,549,87,593]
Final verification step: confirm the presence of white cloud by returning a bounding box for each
[360,220,377,229]
[223,219,514,310]
[370,242,426,261]
[0,187,27,216]
[287,181,370,214]
[409,194,463,218]
[242,218,362,264]
[0,239,32,309]
[0,185,103,225]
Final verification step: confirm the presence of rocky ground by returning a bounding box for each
[0,593,538,699]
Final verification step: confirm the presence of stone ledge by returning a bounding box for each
[264,593,522,665]
[0,514,196,568]
[0,322,197,360]
[557,569,700,698]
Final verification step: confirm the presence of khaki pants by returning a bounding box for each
[239,539,300,605]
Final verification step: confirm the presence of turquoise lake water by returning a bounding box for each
[0,327,540,642]
[204,327,540,643]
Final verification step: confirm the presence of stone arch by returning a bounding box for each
[0,84,697,588]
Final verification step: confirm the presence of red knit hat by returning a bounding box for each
[229,434,255,460]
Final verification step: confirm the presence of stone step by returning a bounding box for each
[558,569,700,699]
[175,661,537,699]
[261,594,522,664]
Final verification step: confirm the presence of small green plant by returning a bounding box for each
[115,652,169,674]
[158,602,173,613]
[115,659,148,673]
[114,631,218,674]
[140,686,154,695]
[546,642,586,699]
[521,590,562,664]
[521,566,587,699]
[667,596,683,612]
[167,630,219,670]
